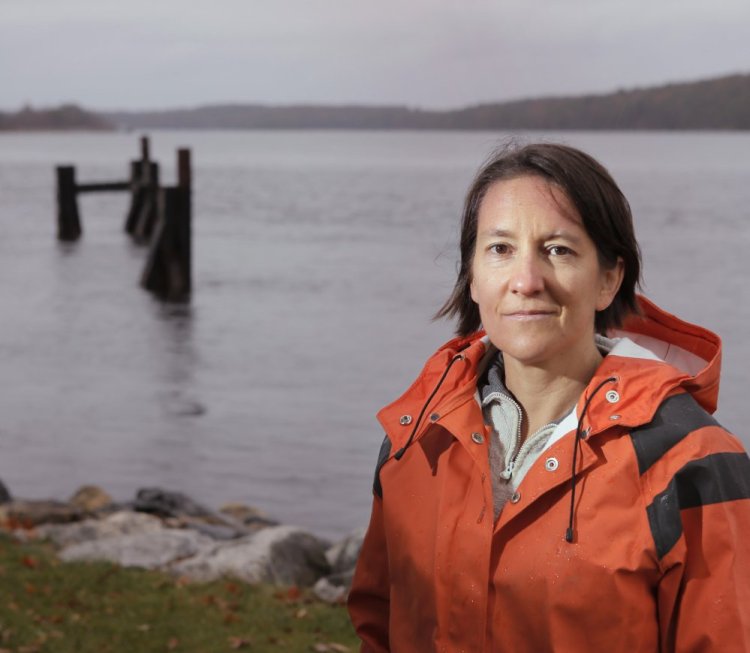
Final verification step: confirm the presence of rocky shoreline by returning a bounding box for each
[0,479,363,605]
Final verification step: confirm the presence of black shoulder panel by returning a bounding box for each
[373,436,392,499]
[629,393,719,475]
[646,451,750,559]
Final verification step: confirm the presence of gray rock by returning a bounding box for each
[218,502,267,521]
[313,569,355,604]
[59,528,213,569]
[311,529,364,603]
[176,516,246,540]
[219,502,279,531]
[0,479,10,504]
[37,510,163,547]
[0,500,83,527]
[133,488,253,540]
[171,525,330,586]
[326,528,365,574]
[69,485,113,512]
[134,487,216,520]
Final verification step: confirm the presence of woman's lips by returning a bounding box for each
[503,311,556,320]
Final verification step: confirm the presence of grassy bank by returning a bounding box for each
[0,533,358,652]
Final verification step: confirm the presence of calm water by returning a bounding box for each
[0,130,748,538]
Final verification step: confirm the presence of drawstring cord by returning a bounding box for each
[394,352,466,461]
[391,344,615,541]
[565,376,618,543]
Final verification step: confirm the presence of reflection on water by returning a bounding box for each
[0,130,749,537]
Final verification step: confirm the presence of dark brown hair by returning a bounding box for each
[436,142,642,335]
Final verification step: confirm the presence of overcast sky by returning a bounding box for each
[3,0,749,111]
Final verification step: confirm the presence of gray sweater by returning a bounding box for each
[480,354,563,520]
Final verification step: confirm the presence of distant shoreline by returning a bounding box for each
[3,70,750,132]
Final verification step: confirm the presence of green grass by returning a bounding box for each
[0,533,358,652]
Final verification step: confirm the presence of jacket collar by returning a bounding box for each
[378,296,722,448]
[377,333,487,452]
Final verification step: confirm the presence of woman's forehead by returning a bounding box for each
[478,175,584,230]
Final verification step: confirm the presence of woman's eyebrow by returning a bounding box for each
[478,228,583,243]
[478,228,514,238]
[545,230,582,243]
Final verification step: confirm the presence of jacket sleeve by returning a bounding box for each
[347,493,391,653]
[653,436,750,651]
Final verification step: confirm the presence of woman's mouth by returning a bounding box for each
[503,310,556,320]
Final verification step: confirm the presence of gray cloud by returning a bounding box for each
[2,0,749,109]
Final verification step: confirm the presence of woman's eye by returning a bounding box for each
[490,244,510,255]
[548,245,572,256]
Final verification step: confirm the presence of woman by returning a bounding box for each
[347,143,750,652]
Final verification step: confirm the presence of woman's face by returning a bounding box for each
[470,175,623,372]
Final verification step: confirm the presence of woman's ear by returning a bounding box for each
[597,257,624,311]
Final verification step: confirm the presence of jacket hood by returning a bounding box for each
[610,295,721,414]
[377,295,722,451]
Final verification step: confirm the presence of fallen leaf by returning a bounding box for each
[286,586,301,601]
[136,624,151,632]
[200,594,217,606]
[228,636,251,649]
[21,555,38,569]
[167,637,179,650]
[312,644,351,653]
[295,608,308,619]
[174,575,191,587]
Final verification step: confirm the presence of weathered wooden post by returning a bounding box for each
[124,160,144,234]
[141,148,192,302]
[176,148,192,294]
[132,162,160,241]
[56,165,81,241]
[124,136,159,241]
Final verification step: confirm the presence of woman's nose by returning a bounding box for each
[510,254,545,295]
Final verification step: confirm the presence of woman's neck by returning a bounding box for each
[503,343,603,439]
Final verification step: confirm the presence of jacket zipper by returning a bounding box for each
[505,420,557,479]
[486,390,556,481]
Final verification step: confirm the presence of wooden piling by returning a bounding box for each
[141,148,192,302]
[176,148,192,293]
[178,148,191,189]
[124,161,144,234]
[56,165,81,241]
[132,161,160,242]
[125,136,158,240]
[141,188,190,301]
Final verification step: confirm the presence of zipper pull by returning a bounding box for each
[500,459,515,480]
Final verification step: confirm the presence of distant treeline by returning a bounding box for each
[4,72,750,131]
[0,104,110,131]
[105,73,750,130]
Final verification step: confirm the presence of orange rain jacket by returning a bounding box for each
[348,297,750,652]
